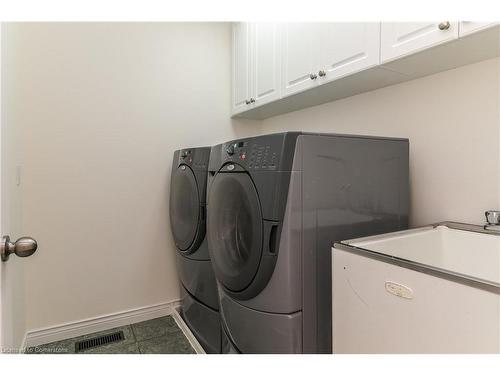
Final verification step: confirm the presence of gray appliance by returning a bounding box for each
[206,132,409,353]
[169,147,220,353]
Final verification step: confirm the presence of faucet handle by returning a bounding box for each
[485,210,500,225]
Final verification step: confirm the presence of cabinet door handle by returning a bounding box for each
[318,70,326,77]
[438,21,451,30]
[245,99,251,105]
[309,73,318,80]
[249,98,255,103]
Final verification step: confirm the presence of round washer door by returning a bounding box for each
[207,172,263,292]
[170,165,200,252]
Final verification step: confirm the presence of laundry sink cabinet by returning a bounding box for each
[332,223,500,354]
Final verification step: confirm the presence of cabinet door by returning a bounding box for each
[459,21,498,37]
[381,22,458,63]
[281,23,320,97]
[232,23,252,114]
[251,23,281,107]
[318,22,380,83]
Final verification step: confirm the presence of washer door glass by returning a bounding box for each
[207,172,263,292]
[170,165,200,251]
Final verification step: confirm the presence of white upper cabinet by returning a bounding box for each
[459,21,498,37]
[232,23,252,114]
[281,23,320,97]
[318,23,381,84]
[281,23,381,97]
[381,22,459,63]
[232,21,499,119]
[252,23,281,106]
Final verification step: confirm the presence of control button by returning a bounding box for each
[240,153,246,160]
[226,164,235,171]
[226,144,235,156]
[180,150,190,159]
[180,165,186,170]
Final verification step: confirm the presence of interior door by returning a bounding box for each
[0,24,37,352]
[281,23,320,97]
[319,22,380,83]
[381,22,458,63]
[1,23,26,352]
[0,23,3,348]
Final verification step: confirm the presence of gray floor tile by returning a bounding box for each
[27,325,134,354]
[27,338,78,354]
[131,316,179,342]
[137,331,195,354]
[27,315,196,355]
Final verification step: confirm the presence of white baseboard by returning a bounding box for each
[24,300,183,348]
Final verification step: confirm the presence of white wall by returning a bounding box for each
[2,22,258,335]
[259,58,500,227]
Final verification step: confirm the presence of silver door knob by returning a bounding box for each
[1,235,38,262]
[310,73,318,80]
[249,98,255,103]
[318,70,326,77]
[438,21,451,30]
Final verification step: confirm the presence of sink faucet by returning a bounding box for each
[485,210,500,230]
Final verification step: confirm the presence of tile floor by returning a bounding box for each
[27,315,196,354]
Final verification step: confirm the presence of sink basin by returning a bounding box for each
[341,223,500,287]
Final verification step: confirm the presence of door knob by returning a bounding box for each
[438,21,451,30]
[309,73,318,80]
[318,70,326,77]
[1,235,38,262]
[249,98,255,103]
[245,99,251,105]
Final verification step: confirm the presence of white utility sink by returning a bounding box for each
[332,222,500,354]
[347,223,500,286]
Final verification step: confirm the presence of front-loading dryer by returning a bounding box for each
[169,147,220,353]
[206,132,409,353]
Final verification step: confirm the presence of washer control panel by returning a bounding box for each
[177,148,209,169]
